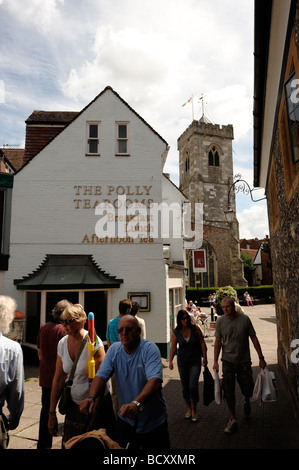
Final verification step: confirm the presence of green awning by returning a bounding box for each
[14,254,123,290]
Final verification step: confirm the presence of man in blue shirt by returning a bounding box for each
[106,298,132,415]
[80,315,170,449]
[106,298,132,347]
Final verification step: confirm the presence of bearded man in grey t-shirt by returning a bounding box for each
[213,296,266,434]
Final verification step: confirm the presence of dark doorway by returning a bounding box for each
[46,292,79,322]
[84,291,108,342]
[25,292,42,344]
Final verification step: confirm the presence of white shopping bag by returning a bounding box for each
[253,370,263,404]
[261,367,277,402]
[213,369,222,404]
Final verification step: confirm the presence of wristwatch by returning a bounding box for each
[132,400,143,412]
[259,355,264,360]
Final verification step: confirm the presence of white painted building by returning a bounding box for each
[2,86,186,357]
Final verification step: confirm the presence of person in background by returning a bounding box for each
[0,296,24,449]
[80,315,170,450]
[186,306,197,325]
[244,291,254,307]
[188,300,197,309]
[106,298,132,415]
[106,299,132,347]
[36,299,71,449]
[213,296,266,434]
[169,310,207,423]
[130,301,146,339]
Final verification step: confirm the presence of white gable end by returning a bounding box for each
[3,87,184,354]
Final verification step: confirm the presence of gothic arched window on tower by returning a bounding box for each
[208,146,220,166]
[185,150,190,172]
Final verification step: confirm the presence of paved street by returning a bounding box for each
[4,303,299,451]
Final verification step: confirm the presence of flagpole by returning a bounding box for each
[191,95,194,121]
[200,94,204,117]
[181,95,194,121]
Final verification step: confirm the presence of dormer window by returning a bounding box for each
[86,122,100,155]
[116,122,129,155]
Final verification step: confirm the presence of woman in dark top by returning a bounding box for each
[169,310,207,422]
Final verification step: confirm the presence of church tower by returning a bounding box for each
[178,113,246,287]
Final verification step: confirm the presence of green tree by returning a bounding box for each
[241,251,256,285]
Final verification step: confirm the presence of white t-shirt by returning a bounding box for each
[136,317,146,339]
[57,330,103,405]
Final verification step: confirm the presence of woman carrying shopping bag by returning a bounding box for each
[169,310,207,422]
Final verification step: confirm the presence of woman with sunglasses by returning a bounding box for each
[169,310,207,422]
[48,304,115,447]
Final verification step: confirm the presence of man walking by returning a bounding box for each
[80,315,169,449]
[213,296,266,434]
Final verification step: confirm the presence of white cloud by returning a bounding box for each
[0,0,257,198]
[57,0,255,190]
[62,24,175,103]
[0,0,268,239]
[237,205,270,240]
[2,0,65,33]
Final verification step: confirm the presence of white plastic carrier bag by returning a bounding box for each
[253,367,277,404]
[213,369,222,405]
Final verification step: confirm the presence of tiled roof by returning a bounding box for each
[25,110,79,125]
[241,248,258,260]
[0,148,25,172]
[14,254,123,290]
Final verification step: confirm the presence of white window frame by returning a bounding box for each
[86,122,100,156]
[115,122,130,156]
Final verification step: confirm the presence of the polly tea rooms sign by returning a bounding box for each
[75,183,203,247]
[76,183,155,245]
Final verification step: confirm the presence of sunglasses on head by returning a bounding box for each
[117,327,134,334]
[61,318,74,325]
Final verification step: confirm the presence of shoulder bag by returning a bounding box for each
[203,367,215,406]
[58,334,88,415]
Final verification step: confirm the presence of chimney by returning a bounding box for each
[24,110,78,164]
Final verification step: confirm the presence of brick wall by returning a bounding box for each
[24,125,64,164]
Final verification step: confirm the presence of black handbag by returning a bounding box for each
[203,366,215,406]
[58,334,88,415]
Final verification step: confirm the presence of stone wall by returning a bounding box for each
[267,129,299,420]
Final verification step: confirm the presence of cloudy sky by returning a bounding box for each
[0,0,269,239]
